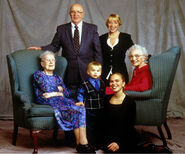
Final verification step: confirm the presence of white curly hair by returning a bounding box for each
[127,44,148,56]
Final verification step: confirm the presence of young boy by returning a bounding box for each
[76,61,105,149]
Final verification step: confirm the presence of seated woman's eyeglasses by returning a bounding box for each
[129,54,144,59]
[42,59,56,63]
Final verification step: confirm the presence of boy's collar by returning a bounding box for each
[89,77,99,81]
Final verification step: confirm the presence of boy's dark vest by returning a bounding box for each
[81,80,105,109]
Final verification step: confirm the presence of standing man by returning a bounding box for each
[28,3,102,94]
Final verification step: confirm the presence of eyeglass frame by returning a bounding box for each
[42,58,56,63]
[128,54,146,59]
[70,11,84,15]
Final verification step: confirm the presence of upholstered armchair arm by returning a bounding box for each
[126,90,155,99]
[14,91,31,109]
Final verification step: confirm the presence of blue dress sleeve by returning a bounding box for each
[57,75,71,97]
[33,71,45,99]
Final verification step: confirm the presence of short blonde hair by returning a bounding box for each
[106,14,122,27]
[87,61,102,71]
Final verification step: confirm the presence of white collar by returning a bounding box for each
[71,21,83,28]
[107,38,119,49]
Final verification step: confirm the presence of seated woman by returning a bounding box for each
[33,51,94,153]
[103,73,138,153]
[124,44,152,91]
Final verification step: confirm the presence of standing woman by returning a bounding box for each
[100,14,134,86]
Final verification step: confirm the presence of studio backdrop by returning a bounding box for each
[0,0,185,119]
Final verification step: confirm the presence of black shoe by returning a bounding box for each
[137,142,156,153]
[137,143,172,153]
[76,144,95,153]
[154,145,172,153]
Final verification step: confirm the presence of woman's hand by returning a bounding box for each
[75,102,84,106]
[58,86,63,92]
[43,92,64,98]
[107,142,119,152]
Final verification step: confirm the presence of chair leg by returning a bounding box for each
[53,128,58,141]
[12,125,18,145]
[157,126,167,146]
[30,130,32,137]
[163,121,172,139]
[32,130,39,154]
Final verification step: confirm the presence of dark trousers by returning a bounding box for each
[86,108,105,147]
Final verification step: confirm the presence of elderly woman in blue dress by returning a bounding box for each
[33,51,94,153]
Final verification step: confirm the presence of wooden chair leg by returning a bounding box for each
[157,126,167,146]
[30,130,32,137]
[12,125,18,145]
[163,121,172,139]
[53,128,58,141]
[32,130,39,154]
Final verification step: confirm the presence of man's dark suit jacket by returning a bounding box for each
[41,22,102,87]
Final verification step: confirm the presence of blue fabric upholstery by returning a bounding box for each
[126,46,181,145]
[7,49,67,152]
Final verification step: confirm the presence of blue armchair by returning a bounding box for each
[126,46,181,146]
[7,49,67,153]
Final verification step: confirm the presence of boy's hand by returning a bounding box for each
[75,102,84,106]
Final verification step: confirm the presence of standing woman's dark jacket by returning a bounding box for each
[100,32,133,84]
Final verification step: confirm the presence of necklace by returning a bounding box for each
[108,31,120,38]
[43,71,53,76]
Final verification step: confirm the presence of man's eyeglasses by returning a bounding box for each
[70,11,84,14]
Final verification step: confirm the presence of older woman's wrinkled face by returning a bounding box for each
[107,19,120,33]
[109,74,125,93]
[41,54,56,72]
[129,49,147,68]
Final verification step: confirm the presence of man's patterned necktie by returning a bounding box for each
[74,25,80,52]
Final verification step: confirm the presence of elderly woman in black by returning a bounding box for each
[100,14,134,87]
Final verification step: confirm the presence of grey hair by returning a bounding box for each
[127,44,148,56]
[40,51,55,60]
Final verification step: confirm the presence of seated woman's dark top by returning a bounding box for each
[104,95,138,152]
